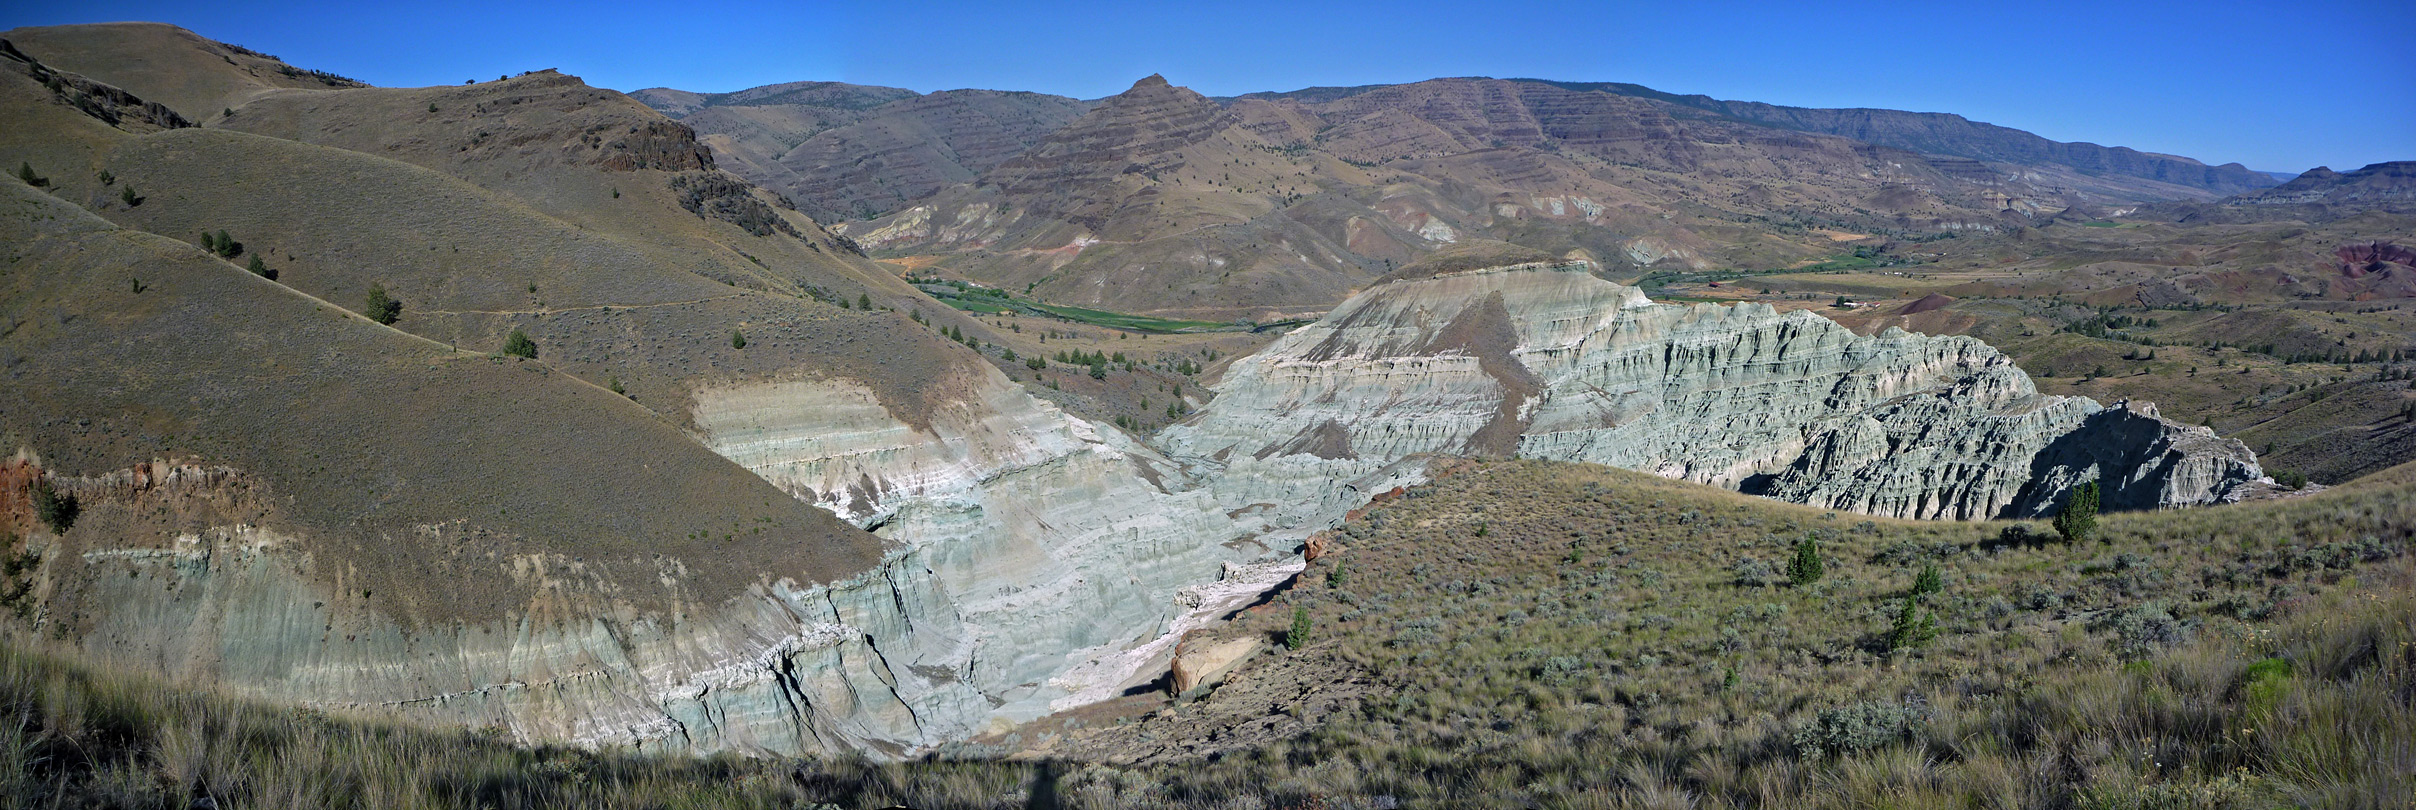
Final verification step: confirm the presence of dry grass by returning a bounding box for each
[1115,459,2416,808]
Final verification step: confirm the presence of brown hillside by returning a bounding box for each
[3,22,363,120]
[0,180,886,625]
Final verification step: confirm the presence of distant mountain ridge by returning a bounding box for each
[1244,77,2278,196]
[805,74,2268,318]
[652,74,2276,231]
[632,81,1091,221]
[2137,160,2416,224]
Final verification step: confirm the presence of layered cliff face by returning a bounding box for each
[689,368,1283,725]
[1162,249,2265,520]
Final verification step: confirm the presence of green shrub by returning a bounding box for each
[117,185,138,207]
[1792,698,1929,758]
[16,161,44,187]
[247,255,276,281]
[2095,602,2190,660]
[363,284,400,324]
[2054,479,2100,545]
[1287,607,1310,650]
[2240,657,2292,713]
[1886,596,1936,651]
[2273,470,2307,490]
[31,479,77,534]
[1911,562,1943,596]
[730,330,747,350]
[1786,534,1825,585]
[1732,556,1779,587]
[502,328,538,359]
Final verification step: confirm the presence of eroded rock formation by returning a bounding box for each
[1163,252,2265,521]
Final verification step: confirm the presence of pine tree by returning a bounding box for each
[248,255,277,281]
[1886,596,1938,651]
[1287,606,1311,650]
[730,330,747,349]
[2052,480,2100,545]
[1787,535,1825,586]
[1911,562,1943,597]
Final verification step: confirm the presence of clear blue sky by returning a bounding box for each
[8,0,2410,173]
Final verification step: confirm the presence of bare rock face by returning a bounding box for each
[689,365,1297,728]
[1170,633,1263,695]
[1164,251,2264,520]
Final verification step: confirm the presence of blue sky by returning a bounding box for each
[8,0,2410,173]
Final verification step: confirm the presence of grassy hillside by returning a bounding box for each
[1039,458,2415,807]
[0,173,881,624]
[2,22,364,120]
[3,457,2407,808]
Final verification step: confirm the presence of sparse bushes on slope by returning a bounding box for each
[1127,460,2416,809]
[200,230,242,259]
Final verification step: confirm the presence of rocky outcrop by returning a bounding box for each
[1163,250,2264,520]
[689,366,1358,727]
[0,38,192,133]
[1170,633,1262,695]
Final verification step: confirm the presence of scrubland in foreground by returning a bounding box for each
[4,459,2411,809]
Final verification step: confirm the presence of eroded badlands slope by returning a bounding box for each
[1163,244,2266,520]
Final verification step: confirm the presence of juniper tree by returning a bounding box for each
[30,479,76,534]
[248,255,277,281]
[363,284,401,324]
[502,328,538,359]
[1787,534,1826,586]
[2052,480,2100,545]
[1288,606,1311,650]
